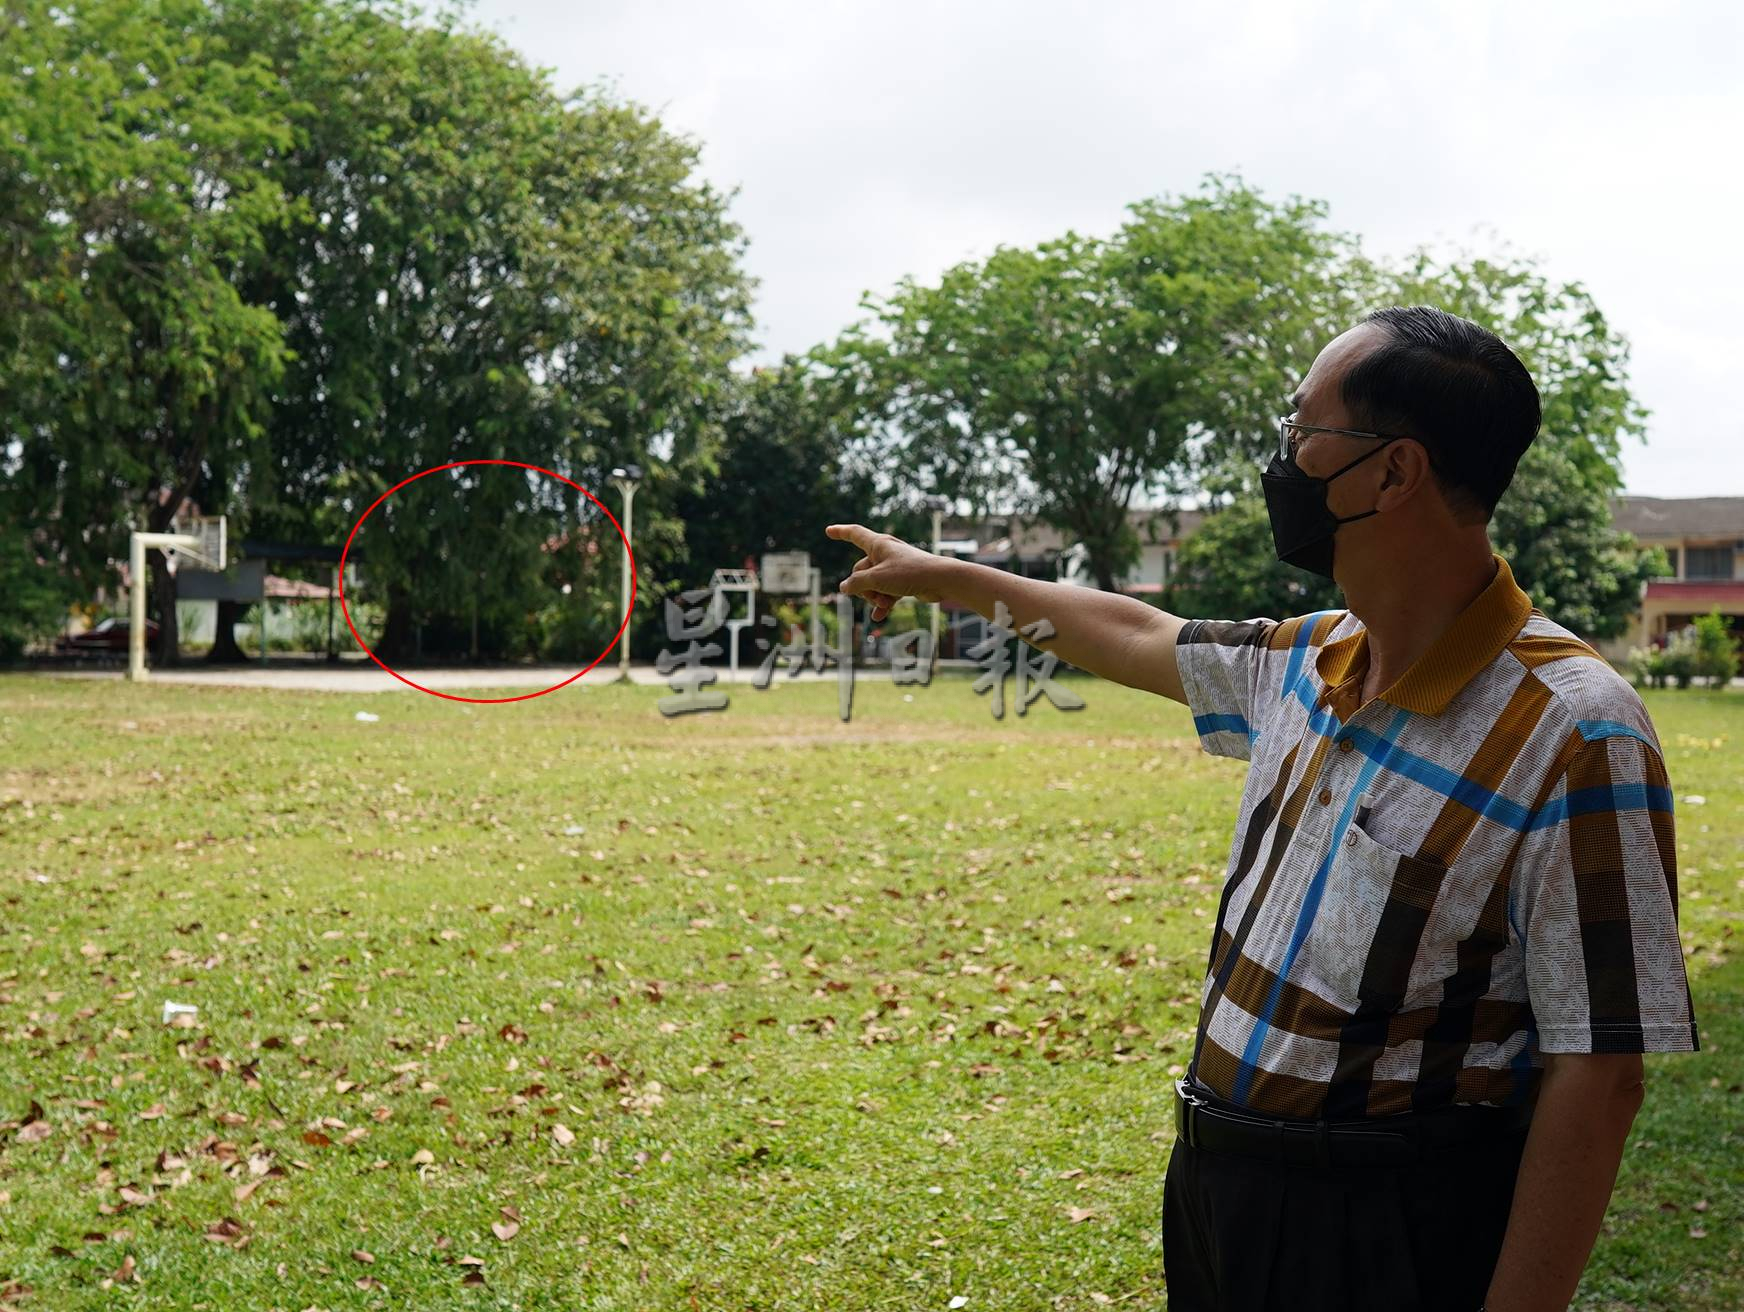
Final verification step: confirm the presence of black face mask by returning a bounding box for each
[1260,439,1399,579]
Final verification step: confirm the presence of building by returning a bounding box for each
[1604,495,1744,656]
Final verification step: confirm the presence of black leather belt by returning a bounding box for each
[1173,1078,1534,1168]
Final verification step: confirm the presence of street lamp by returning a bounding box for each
[921,495,952,676]
[609,464,642,679]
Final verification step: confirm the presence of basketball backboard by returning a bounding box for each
[167,515,227,572]
[759,551,811,593]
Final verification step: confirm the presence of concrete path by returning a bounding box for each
[43,658,929,693]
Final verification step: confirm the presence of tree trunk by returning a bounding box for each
[149,548,180,665]
[207,599,250,663]
[378,590,416,662]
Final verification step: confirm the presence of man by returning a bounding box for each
[826,305,1698,1312]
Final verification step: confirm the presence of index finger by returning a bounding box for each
[824,523,878,552]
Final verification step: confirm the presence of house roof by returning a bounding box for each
[1612,496,1744,541]
[265,575,333,600]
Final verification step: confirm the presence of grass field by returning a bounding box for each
[0,671,1737,1310]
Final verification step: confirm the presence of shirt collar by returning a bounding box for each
[1314,554,1534,719]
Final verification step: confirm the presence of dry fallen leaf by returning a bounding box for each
[203,1218,247,1247]
[491,1219,519,1242]
[233,1178,269,1204]
[138,1104,166,1121]
[411,1148,435,1165]
[1066,1207,1096,1224]
[16,1121,52,1144]
[552,1124,575,1147]
[352,1249,375,1264]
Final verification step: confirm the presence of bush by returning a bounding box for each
[1692,609,1741,687]
[0,530,75,661]
[1661,630,1701,690]
[1626,647,1658,690]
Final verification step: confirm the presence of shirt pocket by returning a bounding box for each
[1309,809,1454,1010]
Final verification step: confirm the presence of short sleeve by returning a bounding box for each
[1514,733,1698,1054]
[1174,618,1279,762]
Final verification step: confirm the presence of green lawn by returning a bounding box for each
[0,672,1737,1310]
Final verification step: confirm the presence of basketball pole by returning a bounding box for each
[129,532,148,683]
[127,523,225,683]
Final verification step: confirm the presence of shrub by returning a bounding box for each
[1660,629,1701,690]
[1692,609,1741,687]
[1626,647,1658,690]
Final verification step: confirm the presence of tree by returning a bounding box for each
[1169,482,1342,621]
[1692,609,1741,688]
[0,0,293,662]
[0,506,75,661]
[1174,245,1661,634]
[672,359,880,588]
[825,175,1356,593]
[207,0,754,661]
[1368,246,1659,637]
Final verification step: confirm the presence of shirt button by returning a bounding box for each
[1318,788,1333,806]
[1345,830,1358,847]
[1338,739,1354,753]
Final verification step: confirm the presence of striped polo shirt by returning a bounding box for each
[1174,554,1698,1120]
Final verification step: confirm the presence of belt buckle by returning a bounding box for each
[1173,1078,1199,1149]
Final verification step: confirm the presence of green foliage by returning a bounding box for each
[0,0,293,661]
[823,174,1356,592]
[1169,492,1341,621]
[208,0,754,657]
[0,516,74,660]
[3,0,752,664]
[1692,610,1741,686]
[670,359,880,591]
[1627,615,1738,692]
[1366,247,1655,637]
[1661,631,1702,690]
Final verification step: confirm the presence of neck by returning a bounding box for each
[1339,528,1498,698]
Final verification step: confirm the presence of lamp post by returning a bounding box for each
[610,464,642,680]
[922,495,952,677]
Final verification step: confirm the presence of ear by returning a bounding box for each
[1375,439,1435,511]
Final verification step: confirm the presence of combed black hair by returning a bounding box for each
[1340,305,1542,519]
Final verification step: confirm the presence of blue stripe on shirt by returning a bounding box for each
[1232,704,1413,1105]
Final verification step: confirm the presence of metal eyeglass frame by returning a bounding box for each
[1278,416,1415,463]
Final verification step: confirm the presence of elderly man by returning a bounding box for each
[827,305,1697,1312]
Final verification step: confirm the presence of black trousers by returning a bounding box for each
[1161,1123,1529,1311]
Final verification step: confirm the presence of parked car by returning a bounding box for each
[55,617,158,653]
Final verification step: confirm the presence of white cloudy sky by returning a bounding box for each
[471,0,1743,499]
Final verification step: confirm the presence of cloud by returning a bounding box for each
[473,0,1744,496]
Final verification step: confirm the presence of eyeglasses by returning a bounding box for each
[1278,416,1415,463]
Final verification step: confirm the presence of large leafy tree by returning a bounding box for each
[1371,249,1659,637]
[0,0,293,661]
[825,175,1355,592]
[209,0,754,660]
[1175,249,1658,635]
